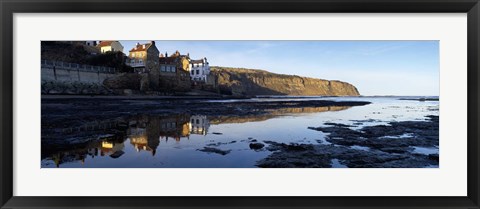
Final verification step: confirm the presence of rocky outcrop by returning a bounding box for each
[103,73,142,90]
[41,81,112,95]
[211,67,360,96]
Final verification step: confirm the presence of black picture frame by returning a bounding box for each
[1,0,479,208]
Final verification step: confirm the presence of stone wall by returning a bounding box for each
[41,67,115,84]
[41,66,116,95]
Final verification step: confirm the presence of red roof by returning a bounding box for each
[97,41,115,47]
[130,43,152,52]
[159,57,177,64]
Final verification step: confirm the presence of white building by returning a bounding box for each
[85,41,97,46]
[190,57,210,82]
[189,115,210,135]
[97,41,124,53]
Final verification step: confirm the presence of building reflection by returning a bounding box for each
[49,134,127,168]
[42,105,350,167]
[127,114,192,156]
[189,115,210,135]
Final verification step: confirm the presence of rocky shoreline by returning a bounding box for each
[255,115,439,168]
[42,98,370,128]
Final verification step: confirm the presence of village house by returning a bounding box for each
[85,41,97,46]
[190,57,210,82]
[127,42,160,72]
[158,50,191,92]
[97,41,124,53]
[126,41,160,90]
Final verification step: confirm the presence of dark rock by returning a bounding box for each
[324,122,355,128]
[428,154,439,161]
[197,147,231,155]
[249,143,265,150]
[109,150,125,158]
[103,73,142,90]
[257,116,439,168]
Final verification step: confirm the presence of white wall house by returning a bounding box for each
[98,41,124,53]
[85,41,97,46]
[190,57,210,82]
[189,115,210,135]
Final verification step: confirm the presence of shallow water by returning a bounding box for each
[41,96,439,168]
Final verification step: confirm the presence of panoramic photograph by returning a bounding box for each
[41,40,439,168]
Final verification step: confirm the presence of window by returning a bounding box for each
[191,71,194,75]
[196,119,200,124]
[196,70,199,75]
[160,66,165,72]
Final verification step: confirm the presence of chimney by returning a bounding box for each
[150,41,155,45]
[165,52,168,57]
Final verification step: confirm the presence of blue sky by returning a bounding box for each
[120,41,439,96]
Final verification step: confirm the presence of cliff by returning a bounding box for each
[210,67,360,96]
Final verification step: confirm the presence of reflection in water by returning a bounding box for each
[42,105,350,168]
[50,135,126,167]
[190,115,210,135]
[210,106,349,124]
[44,113,218,167]
[127,114,191,155]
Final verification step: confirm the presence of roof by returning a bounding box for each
[130,43,152,52]
[190,59,204,64]
[159,57,177,64]
[170,50,181,57]
[97,41,115,47]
